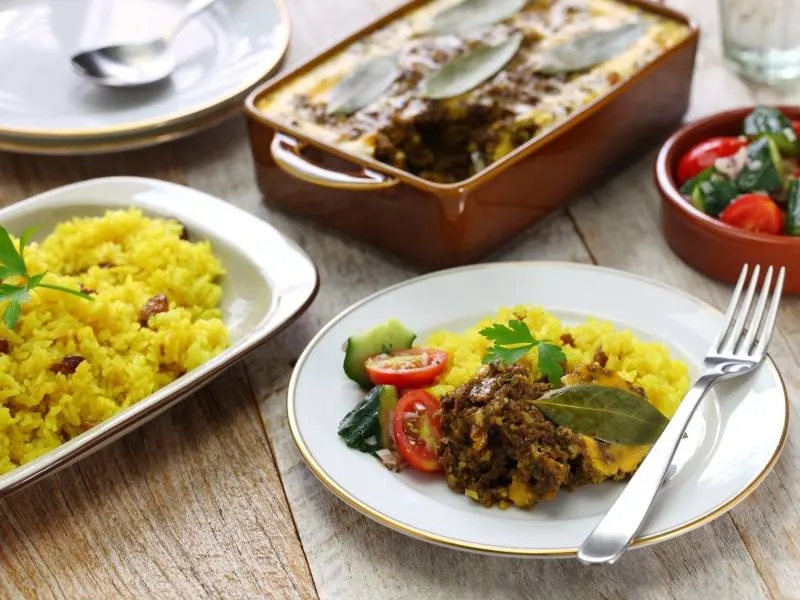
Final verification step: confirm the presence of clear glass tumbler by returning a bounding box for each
[719,0,800,84]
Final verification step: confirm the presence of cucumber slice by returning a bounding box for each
[343,319,416,387]
[377,385,399,449]
[736,137,785,194]
[679,166,715,196]
[787,178,800,235]
[743,106,800,157]
[337,384,399,453]
[691,178,741,217]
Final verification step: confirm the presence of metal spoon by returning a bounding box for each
[70,0,221,88]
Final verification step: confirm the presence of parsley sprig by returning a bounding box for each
[479,319,567,385]
[0,226,93,329]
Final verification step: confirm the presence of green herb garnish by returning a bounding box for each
[421,33,523,100]
[326,53,401,116]
[533,383,669,445]
[0,226,93,329]
[479,319,566,385]
[427,0,526,35]
[534,21,648,75]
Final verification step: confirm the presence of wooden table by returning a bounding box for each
[1,1,798,598]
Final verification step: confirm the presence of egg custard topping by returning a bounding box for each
[258,0,691,183]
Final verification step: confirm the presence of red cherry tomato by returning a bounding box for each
[792,120,800,137]
[365,348,448,388]
[392,390,442,473]
[677,136,747,184]
[719,193,785,235]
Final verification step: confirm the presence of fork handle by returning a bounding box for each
[577,373,720,565]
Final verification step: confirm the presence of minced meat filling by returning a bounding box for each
[372,103,522,183]
[437,361,637,509]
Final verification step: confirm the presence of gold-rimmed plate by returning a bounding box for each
[0,101,241,156]
[0,0,289,153]
[288,262,788,557]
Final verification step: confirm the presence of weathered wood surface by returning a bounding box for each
[1,0,798,598]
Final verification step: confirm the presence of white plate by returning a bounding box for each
[288,262,788,557]
[0,100,240,156]
[0,0,288,144]
[0,176,318,497]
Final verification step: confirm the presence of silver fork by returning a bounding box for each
[577,263,786,566]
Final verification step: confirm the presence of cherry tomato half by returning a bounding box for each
[364,348,448,388]
[719,193,785,235]
[677,136,747,184]
[392,390,442,473]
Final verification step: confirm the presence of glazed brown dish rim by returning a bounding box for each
[655,105,800,246]
[245,0,700,193]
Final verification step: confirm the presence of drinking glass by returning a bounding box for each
[719,0,800,84]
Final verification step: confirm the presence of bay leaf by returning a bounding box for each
[532,383,669,445]
[535,21,648,75]
[421,33,523,100]
[326,53,401,116]
[428,0,527,35]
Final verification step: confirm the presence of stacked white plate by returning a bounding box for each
[0,0,290,155]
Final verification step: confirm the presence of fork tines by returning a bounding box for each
[712,264,785,359]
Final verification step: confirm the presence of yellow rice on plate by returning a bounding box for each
[0,208,229,474]
[424,305,690,419]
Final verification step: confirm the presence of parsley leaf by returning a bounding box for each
[536,342,567,385]
[27,272,46,288]
[0,227,93,330]
[478,320,535,346]
[482,342,531,366]
[0,226,28,279]
[0,287,28,329]
[479,319,538,366]
[479,318,566,385]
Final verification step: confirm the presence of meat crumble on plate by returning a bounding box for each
[337,306,689,510]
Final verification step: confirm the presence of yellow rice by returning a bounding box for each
[424,305,690,418]
[0,208,229,474]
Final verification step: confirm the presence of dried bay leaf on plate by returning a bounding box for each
[421,33,523,100]
[533,383,669,445]
[428,0,527,35]
[326,53,401,116]
[534,21,648,75]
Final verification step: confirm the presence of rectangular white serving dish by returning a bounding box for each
[0,176,318,497]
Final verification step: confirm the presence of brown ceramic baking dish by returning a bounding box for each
[656,106,800,294]
[244,0,700,269]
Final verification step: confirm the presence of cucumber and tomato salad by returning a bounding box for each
[677,106,800,236]
[337,318,448,473]
[342,318,447,389]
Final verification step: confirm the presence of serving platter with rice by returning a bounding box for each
[0,176,318,495]
[0,208,230,474]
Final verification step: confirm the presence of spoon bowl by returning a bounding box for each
[69,0,220,88]
[71,40,176,88]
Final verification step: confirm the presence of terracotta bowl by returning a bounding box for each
[655,105,800,294]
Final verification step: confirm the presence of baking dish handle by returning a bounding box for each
[271,133,399,190]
